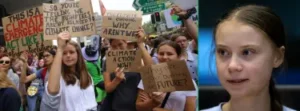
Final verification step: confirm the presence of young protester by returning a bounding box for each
[202,5,295,111]
[19,49,56,111]
[0,54,20,89]
[0,71,21,111]
[135,41,197,111]
[41,32,97,111]
[100,27,153,111]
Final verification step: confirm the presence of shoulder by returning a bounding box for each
[201,104,222,111]
[2,88,20,99]
[283,106,296,111]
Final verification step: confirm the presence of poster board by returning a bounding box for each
[2,6,52,57]
[101,10,142,41]
[163,6,198,28]
[106,49,142,73]
[43,0,96,40]
[139,60,195,92]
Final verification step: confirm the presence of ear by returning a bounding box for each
[273,46,285,68]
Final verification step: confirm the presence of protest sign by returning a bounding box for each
[163,6,198,28]
[2,6,52,57]
[43,0,96,40]
[106,49,142,73]
[139,60,195,92]
[101,10,142,41]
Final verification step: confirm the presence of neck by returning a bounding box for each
[224,88,270,111]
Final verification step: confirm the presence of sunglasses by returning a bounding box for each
[0,60,10,64]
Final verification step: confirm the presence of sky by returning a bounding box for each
[92,0,151,24]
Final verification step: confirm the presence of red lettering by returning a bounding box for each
[5,24,12,32]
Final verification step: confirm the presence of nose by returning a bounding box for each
[228,56,243,73]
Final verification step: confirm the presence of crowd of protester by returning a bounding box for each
[0,5,198,111]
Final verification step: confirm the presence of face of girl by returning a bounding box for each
[157,45,180,63]
[215,20,284,98]
[43,52,54,66]
[62,44,78,67]
[38,59,44,67]
[110,39,127,50]
[0,57,11,71]
[175,36,188,49]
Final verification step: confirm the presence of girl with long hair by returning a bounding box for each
[41,32,97,111]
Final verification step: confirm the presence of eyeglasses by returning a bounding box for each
[43,54,51,58]
[0,60,10,64]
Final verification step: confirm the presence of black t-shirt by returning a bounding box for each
[0,88,21,111]
[101,72,141,111]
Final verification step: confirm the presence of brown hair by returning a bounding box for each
[157,40,182,56]
[213,5,285,111]
[62,41,91,89]
[170,33,187,42]
[0,71,21,96]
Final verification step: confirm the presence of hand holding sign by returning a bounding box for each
[115,67,126,81]
[149,92,166,104]
[136,27,146,44]
[57,31,71,50]
[171,5,187,17]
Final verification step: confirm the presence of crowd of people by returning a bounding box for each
[0,5,198,111]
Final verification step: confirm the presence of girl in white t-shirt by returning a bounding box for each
[136,41,197,111]
[202,5,295,111]
[41,32,97,111]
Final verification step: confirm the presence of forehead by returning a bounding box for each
[0,57,10,61]
[216,20,272,47]
[64,44,77,51]
[111,40,126,45]
[176,36,187,40]
[158,45,176,53]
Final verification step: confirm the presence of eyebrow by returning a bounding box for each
[216,44,260,49]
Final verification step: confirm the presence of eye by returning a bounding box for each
[217,48,230,56]
[242,49,255,56]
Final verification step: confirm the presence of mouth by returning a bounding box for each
[227,79,249,84]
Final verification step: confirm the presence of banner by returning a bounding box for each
[101,10,142,41]
[163,6,198,28]
[139,60,195,92]
[106,49,142,73]
[43,0,96,40]
[2,6,52,57]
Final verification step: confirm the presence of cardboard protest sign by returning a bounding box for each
[139,60,195,92]
[43,0,96,40]
[101,10,142,41]
[106,49,142,73]
[2,6,53,57]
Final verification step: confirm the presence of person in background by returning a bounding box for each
[136,41,197,111]
[36,59,45,70]
[82,44,106,111]
[42,32,97,111]
[202,5,295,111]
[127,41,138,50]
[19,49,56,111]
[170,34,198,82]
[0,71,21,111]
[101,27,153,111]
[0,54,20,89]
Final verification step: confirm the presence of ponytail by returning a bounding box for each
[269,78,283,111]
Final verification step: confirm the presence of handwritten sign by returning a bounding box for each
[101,10,142,41]
[106,49,142,73]
[43,0,96,40]
[2,6,52,57]
[139,60,195,92]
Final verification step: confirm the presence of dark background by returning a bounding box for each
[199,0,300,110]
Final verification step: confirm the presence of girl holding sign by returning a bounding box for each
[100,27,153,111]
[135,41,197,111]
[41,32,97,111]
[202,5,295,111]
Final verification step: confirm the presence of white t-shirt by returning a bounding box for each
[42,76,97,111]
[201,103,296,111]
[137,80,198,111]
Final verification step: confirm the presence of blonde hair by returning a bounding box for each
[0,71,22,97]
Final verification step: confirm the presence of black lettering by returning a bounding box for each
[71,24,90,32]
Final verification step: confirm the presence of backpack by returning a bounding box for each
[41,68,47,83]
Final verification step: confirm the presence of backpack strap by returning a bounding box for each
[160,92,171,108]
[41,68,48,82]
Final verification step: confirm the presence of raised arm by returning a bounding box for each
[136,27,153,66]
[173,5,198,44]
[47,32,70,95]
